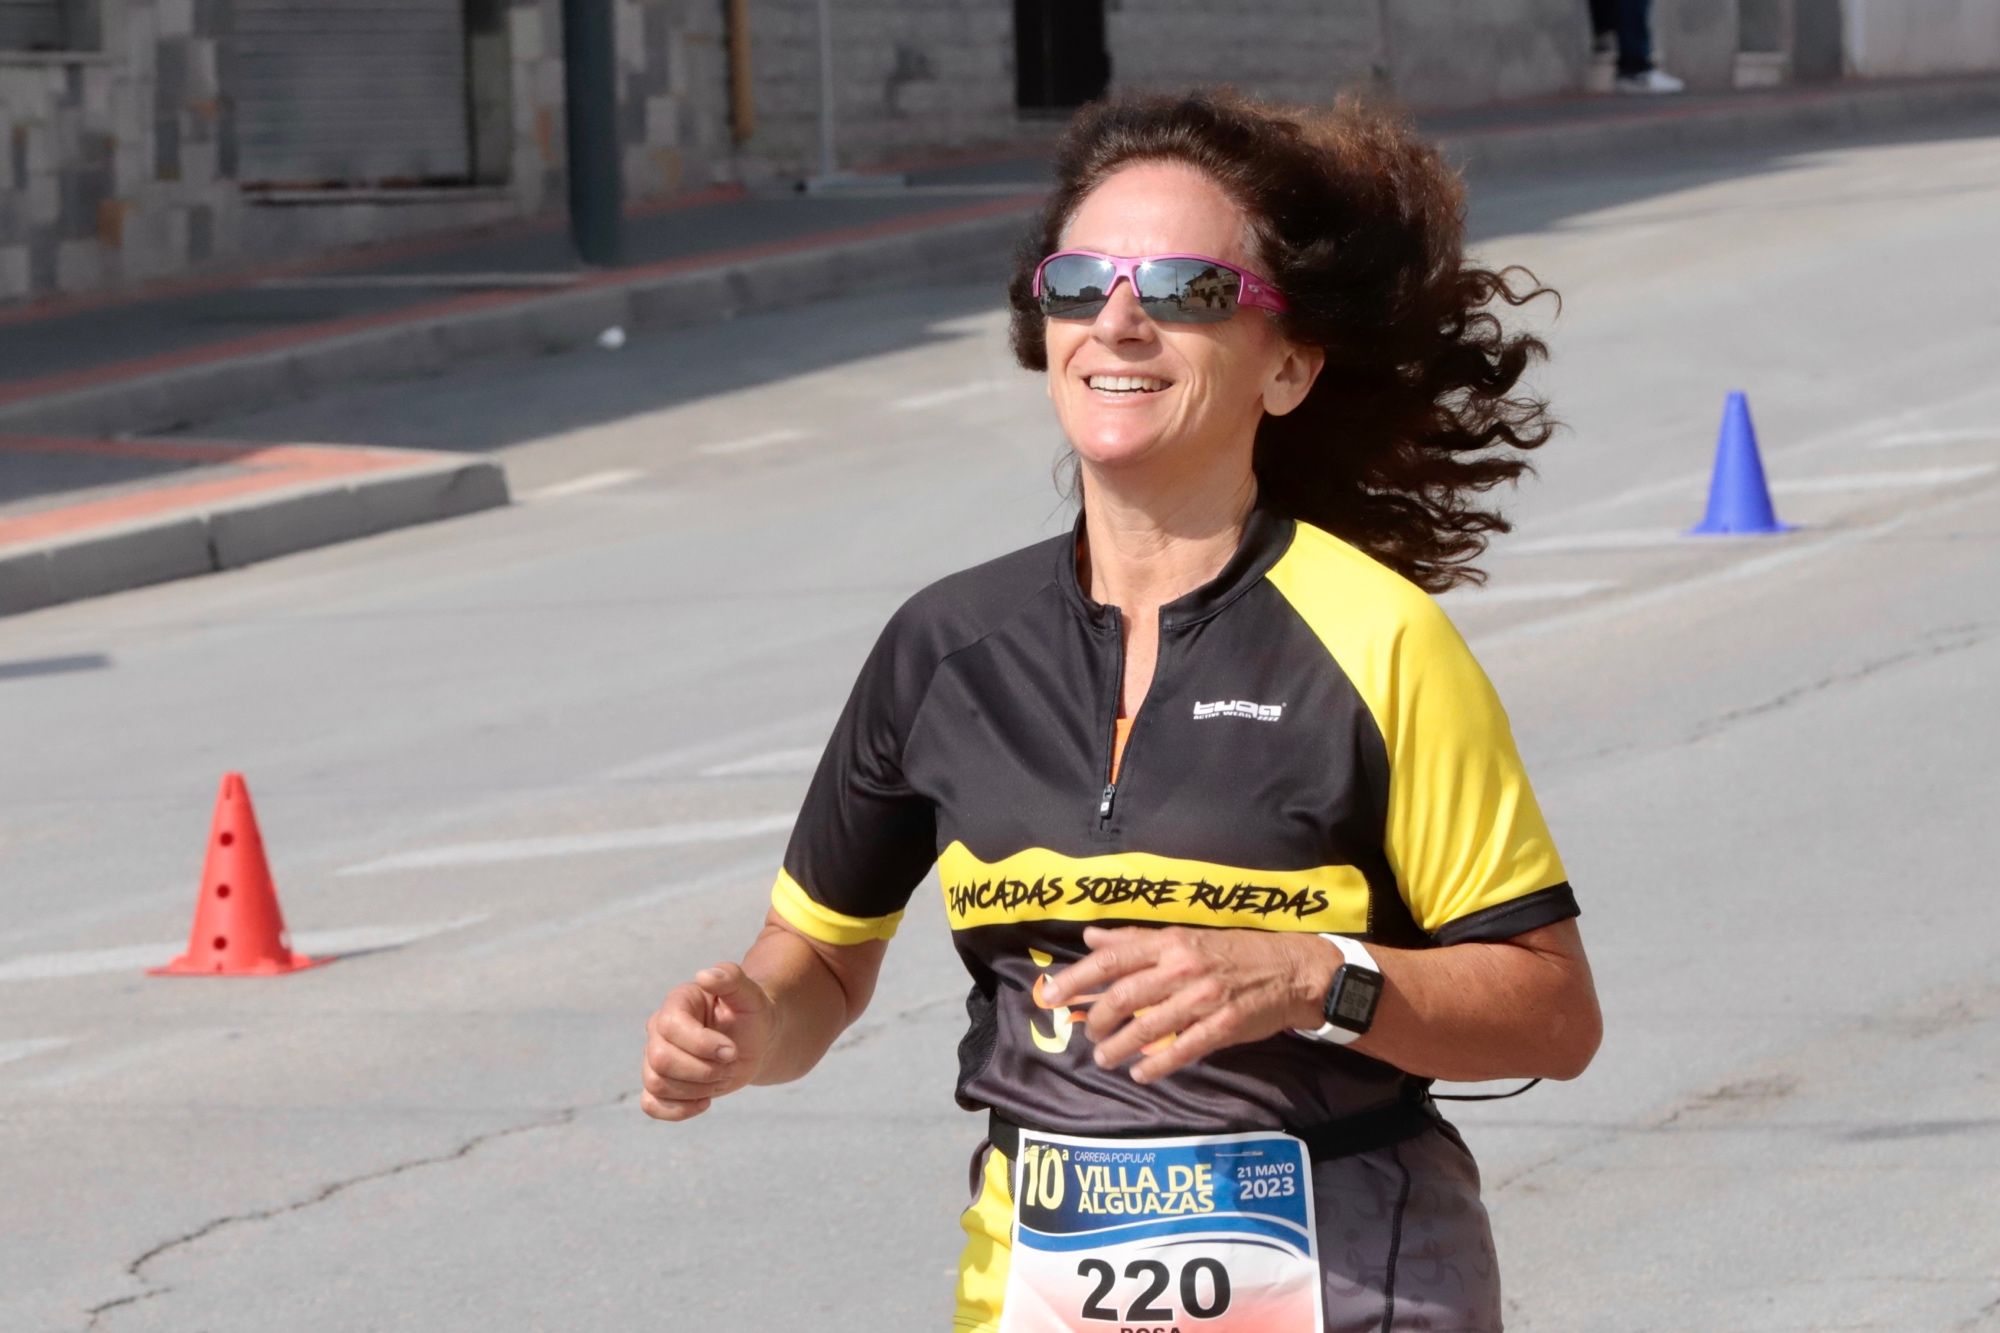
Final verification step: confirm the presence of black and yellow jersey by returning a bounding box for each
[770,506,1577,1136]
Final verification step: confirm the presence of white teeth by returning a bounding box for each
[1086,374,1168,393]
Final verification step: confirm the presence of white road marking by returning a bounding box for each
[1534,384,2000,528]
[337,814,794,876]
[0,943,173,982]
[460,854,773,958]
[696,428,808,456]
[1772,465,1997,494]
[1873,428,2000,450]
[520,468,646,501]
[1445,580,1615,604]
[599,710,834,783]
[700,747,822,778]
[23,1027,231,1091]
[0,1037,70,1066]
[292,913,489,956]
[1481,482,1997,652]
[1507,528,1688,555]
[0,914,487,983]
[890,380,1005,411]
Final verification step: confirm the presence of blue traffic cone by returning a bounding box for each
[1689,391,1791,536]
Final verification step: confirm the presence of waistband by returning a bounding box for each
[985,1086,1438,1165]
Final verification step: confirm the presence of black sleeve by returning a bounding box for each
[770,606,939,944]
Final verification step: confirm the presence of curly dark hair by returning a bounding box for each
[1007,90,1558,592]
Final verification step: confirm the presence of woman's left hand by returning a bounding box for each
[1042,925,1336,1083]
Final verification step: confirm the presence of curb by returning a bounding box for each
[1442,74,2000,175]
[0,450,510,617]
[0,203,1041,441]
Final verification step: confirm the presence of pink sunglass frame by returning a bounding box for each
[1032,249,1290,317]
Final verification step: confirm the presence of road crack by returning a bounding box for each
[1558,621,1993,768]
[81,1091,633,1329]
[1683,622,1988,746]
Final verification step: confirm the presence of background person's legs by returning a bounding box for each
[1588,0,1619,47]
[1615,0,1655,76]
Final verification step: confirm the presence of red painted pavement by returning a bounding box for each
[0,438,429,549]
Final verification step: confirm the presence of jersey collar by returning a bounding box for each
[1058,503,1297,632]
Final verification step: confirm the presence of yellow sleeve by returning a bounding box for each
[1267,525,1573,943]
[1374,605,1568,937]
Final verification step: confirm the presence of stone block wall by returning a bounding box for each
[1107,0,1590,113]
[615,0,732,200]
[505,0,731,215]
[1106,0,1388,106]
[0,0,239,303]
[739,0,1017,174]
[0,0,737,303]
[1383,0,1587,108]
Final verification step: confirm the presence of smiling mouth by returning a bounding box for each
[1084,374,1171,395]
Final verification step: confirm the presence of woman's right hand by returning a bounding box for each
[641,962,777,1122]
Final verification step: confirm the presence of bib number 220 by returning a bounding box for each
[1076,1256,1232,1321]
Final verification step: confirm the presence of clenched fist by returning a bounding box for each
[641,962,777,1121]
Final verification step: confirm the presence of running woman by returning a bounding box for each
[643,90,1602,1332]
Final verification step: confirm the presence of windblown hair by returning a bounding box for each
[1008,90,1558,591]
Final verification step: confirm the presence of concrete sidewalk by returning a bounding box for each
[3,72,1998,619]
[0,438,508,616]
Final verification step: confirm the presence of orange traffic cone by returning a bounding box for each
[150,773,328,977]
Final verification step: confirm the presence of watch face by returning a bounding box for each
[1328,968,1383,1030]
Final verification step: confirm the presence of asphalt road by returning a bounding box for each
[4,115,1999,1331]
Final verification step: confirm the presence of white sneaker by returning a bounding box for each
[1615,68,1686,95]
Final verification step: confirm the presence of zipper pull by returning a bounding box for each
[1097,783,1117,827]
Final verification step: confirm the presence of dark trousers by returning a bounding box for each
[1589,0,1655,76]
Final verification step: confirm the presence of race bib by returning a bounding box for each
[998,1129,1323,1332]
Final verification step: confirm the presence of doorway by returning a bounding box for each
[1015,0,1111,113]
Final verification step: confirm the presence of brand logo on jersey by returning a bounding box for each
[1026,948,1176,1059]
[1028,948,1093,1054]
[1192,699,1284,722]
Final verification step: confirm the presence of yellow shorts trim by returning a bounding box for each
[953,1145,1012,1332]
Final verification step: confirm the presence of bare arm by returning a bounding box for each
[1045,919,1601,1086]
[641,909,887,1121]
[741,910,888,1084]
[1333,920,1600,1082]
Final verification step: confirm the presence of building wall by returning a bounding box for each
[1844,0,2000,77]
[1382,0,1588,107]
[0,0,239,303]
[12,0,2000,306]
[739,0,1017,176]
[1655,0,1742,91]
[1105,0,1387,106]
[0,0,732,303]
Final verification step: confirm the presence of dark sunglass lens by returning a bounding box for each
[1135,259,1240,323]
[1040,256,1117,318]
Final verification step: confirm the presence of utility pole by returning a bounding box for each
[800,0,899,192]
[562,0,624,266]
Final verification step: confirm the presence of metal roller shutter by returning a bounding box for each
[0,1,64,50]
[232,0,472,187]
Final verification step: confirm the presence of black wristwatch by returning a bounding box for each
[1296,933,1384,1046]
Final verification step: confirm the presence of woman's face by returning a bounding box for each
[1045,161,1320,479]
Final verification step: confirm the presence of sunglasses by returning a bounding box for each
[1032,249,1289,324]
